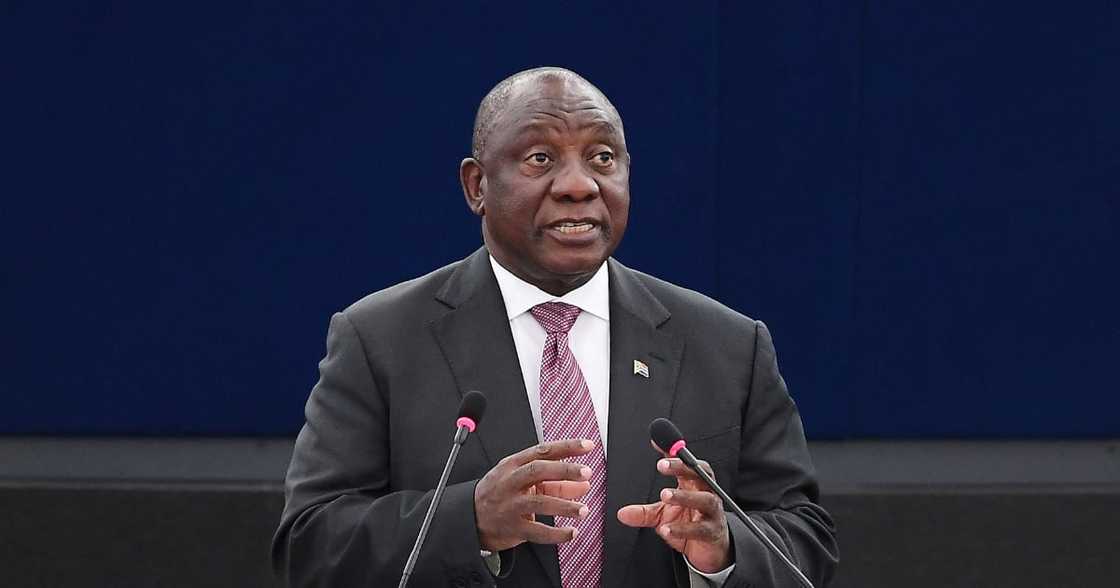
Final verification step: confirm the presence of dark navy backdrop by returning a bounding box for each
[4,2,1118,437]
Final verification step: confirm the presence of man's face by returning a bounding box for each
[470,77,630,295]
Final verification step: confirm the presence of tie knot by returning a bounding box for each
[530,302,582,334]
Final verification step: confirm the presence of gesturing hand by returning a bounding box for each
[474,439,596,552]
[616,448,731,574]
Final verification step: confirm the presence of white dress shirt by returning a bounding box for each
[488,256,734,587]
[489,255,611,451]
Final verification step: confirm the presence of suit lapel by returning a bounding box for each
[601,259,684,588]
[429,247,562,587]
[430,247,538,467]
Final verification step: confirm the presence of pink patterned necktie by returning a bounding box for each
[530,302,606,588]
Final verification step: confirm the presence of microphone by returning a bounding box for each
[649,418,816,588]
[398,391,488,588]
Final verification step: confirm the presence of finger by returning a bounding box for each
[616,502,665,528]
[658,488,723,517]
[518,493,589,519]
[656,458,716,488]
[504,439,596,467]
[537,480,591,500]
[512,459,593,487]
[656,458,715,478]
[522,521,579,544]
[659,520,726,543]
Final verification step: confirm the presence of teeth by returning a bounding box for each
[555,223,594,234]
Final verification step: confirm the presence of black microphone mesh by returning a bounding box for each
[458,390,487,425]
[649,417,684,453]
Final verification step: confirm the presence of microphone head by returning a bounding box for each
[456,390,487,432]
[649,417,686,457]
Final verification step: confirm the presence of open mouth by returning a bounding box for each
[551,221,597,234]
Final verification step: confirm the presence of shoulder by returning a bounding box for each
[339,257,462,328]
[619,263,760,337]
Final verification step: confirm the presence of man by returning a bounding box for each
[273,67,838,588]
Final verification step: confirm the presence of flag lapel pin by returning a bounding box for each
[633,359,650,378]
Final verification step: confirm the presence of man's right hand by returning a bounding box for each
[474,438,596,552]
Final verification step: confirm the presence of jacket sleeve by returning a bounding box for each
[722,320,839,588]
[271,312,492,588]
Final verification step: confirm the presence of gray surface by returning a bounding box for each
[3,438,1120,587]
[3,471,1119,587]
[3,437,1119,490]
[811,440,1120,491]
[0,437,293,482]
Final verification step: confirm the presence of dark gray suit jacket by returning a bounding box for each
[272,247,838,587]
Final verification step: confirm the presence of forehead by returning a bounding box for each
[492,77,623,143]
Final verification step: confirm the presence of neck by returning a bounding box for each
[487,250,598,297]
[534,274,595,297]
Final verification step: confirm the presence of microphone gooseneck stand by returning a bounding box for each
[398,390,486,588]
[398,425,470,588]
[651,417,815,588]
[675,447,815,588]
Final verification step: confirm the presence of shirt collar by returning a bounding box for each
[489,255,610,322]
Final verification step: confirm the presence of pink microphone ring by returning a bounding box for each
[456,417,477,432]
[668,440,686,458]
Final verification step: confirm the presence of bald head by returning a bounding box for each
[471,67,624,160]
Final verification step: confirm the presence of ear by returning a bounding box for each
[460,158,486,216]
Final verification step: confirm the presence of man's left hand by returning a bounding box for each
[616,452,731,573]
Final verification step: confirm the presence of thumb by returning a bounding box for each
[617,502,663,528]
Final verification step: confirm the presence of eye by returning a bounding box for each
[525,152,552,167]
[591,151,614,166]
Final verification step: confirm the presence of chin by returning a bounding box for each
[541,250,609,277]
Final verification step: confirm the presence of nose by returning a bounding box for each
[549,158,599,201]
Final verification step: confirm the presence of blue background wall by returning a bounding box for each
[4,1,1118,437]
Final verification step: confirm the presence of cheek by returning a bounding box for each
[486,181,546,231]
[611,207,630,241]
[603,182,631,224]
[615,203,630,227]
